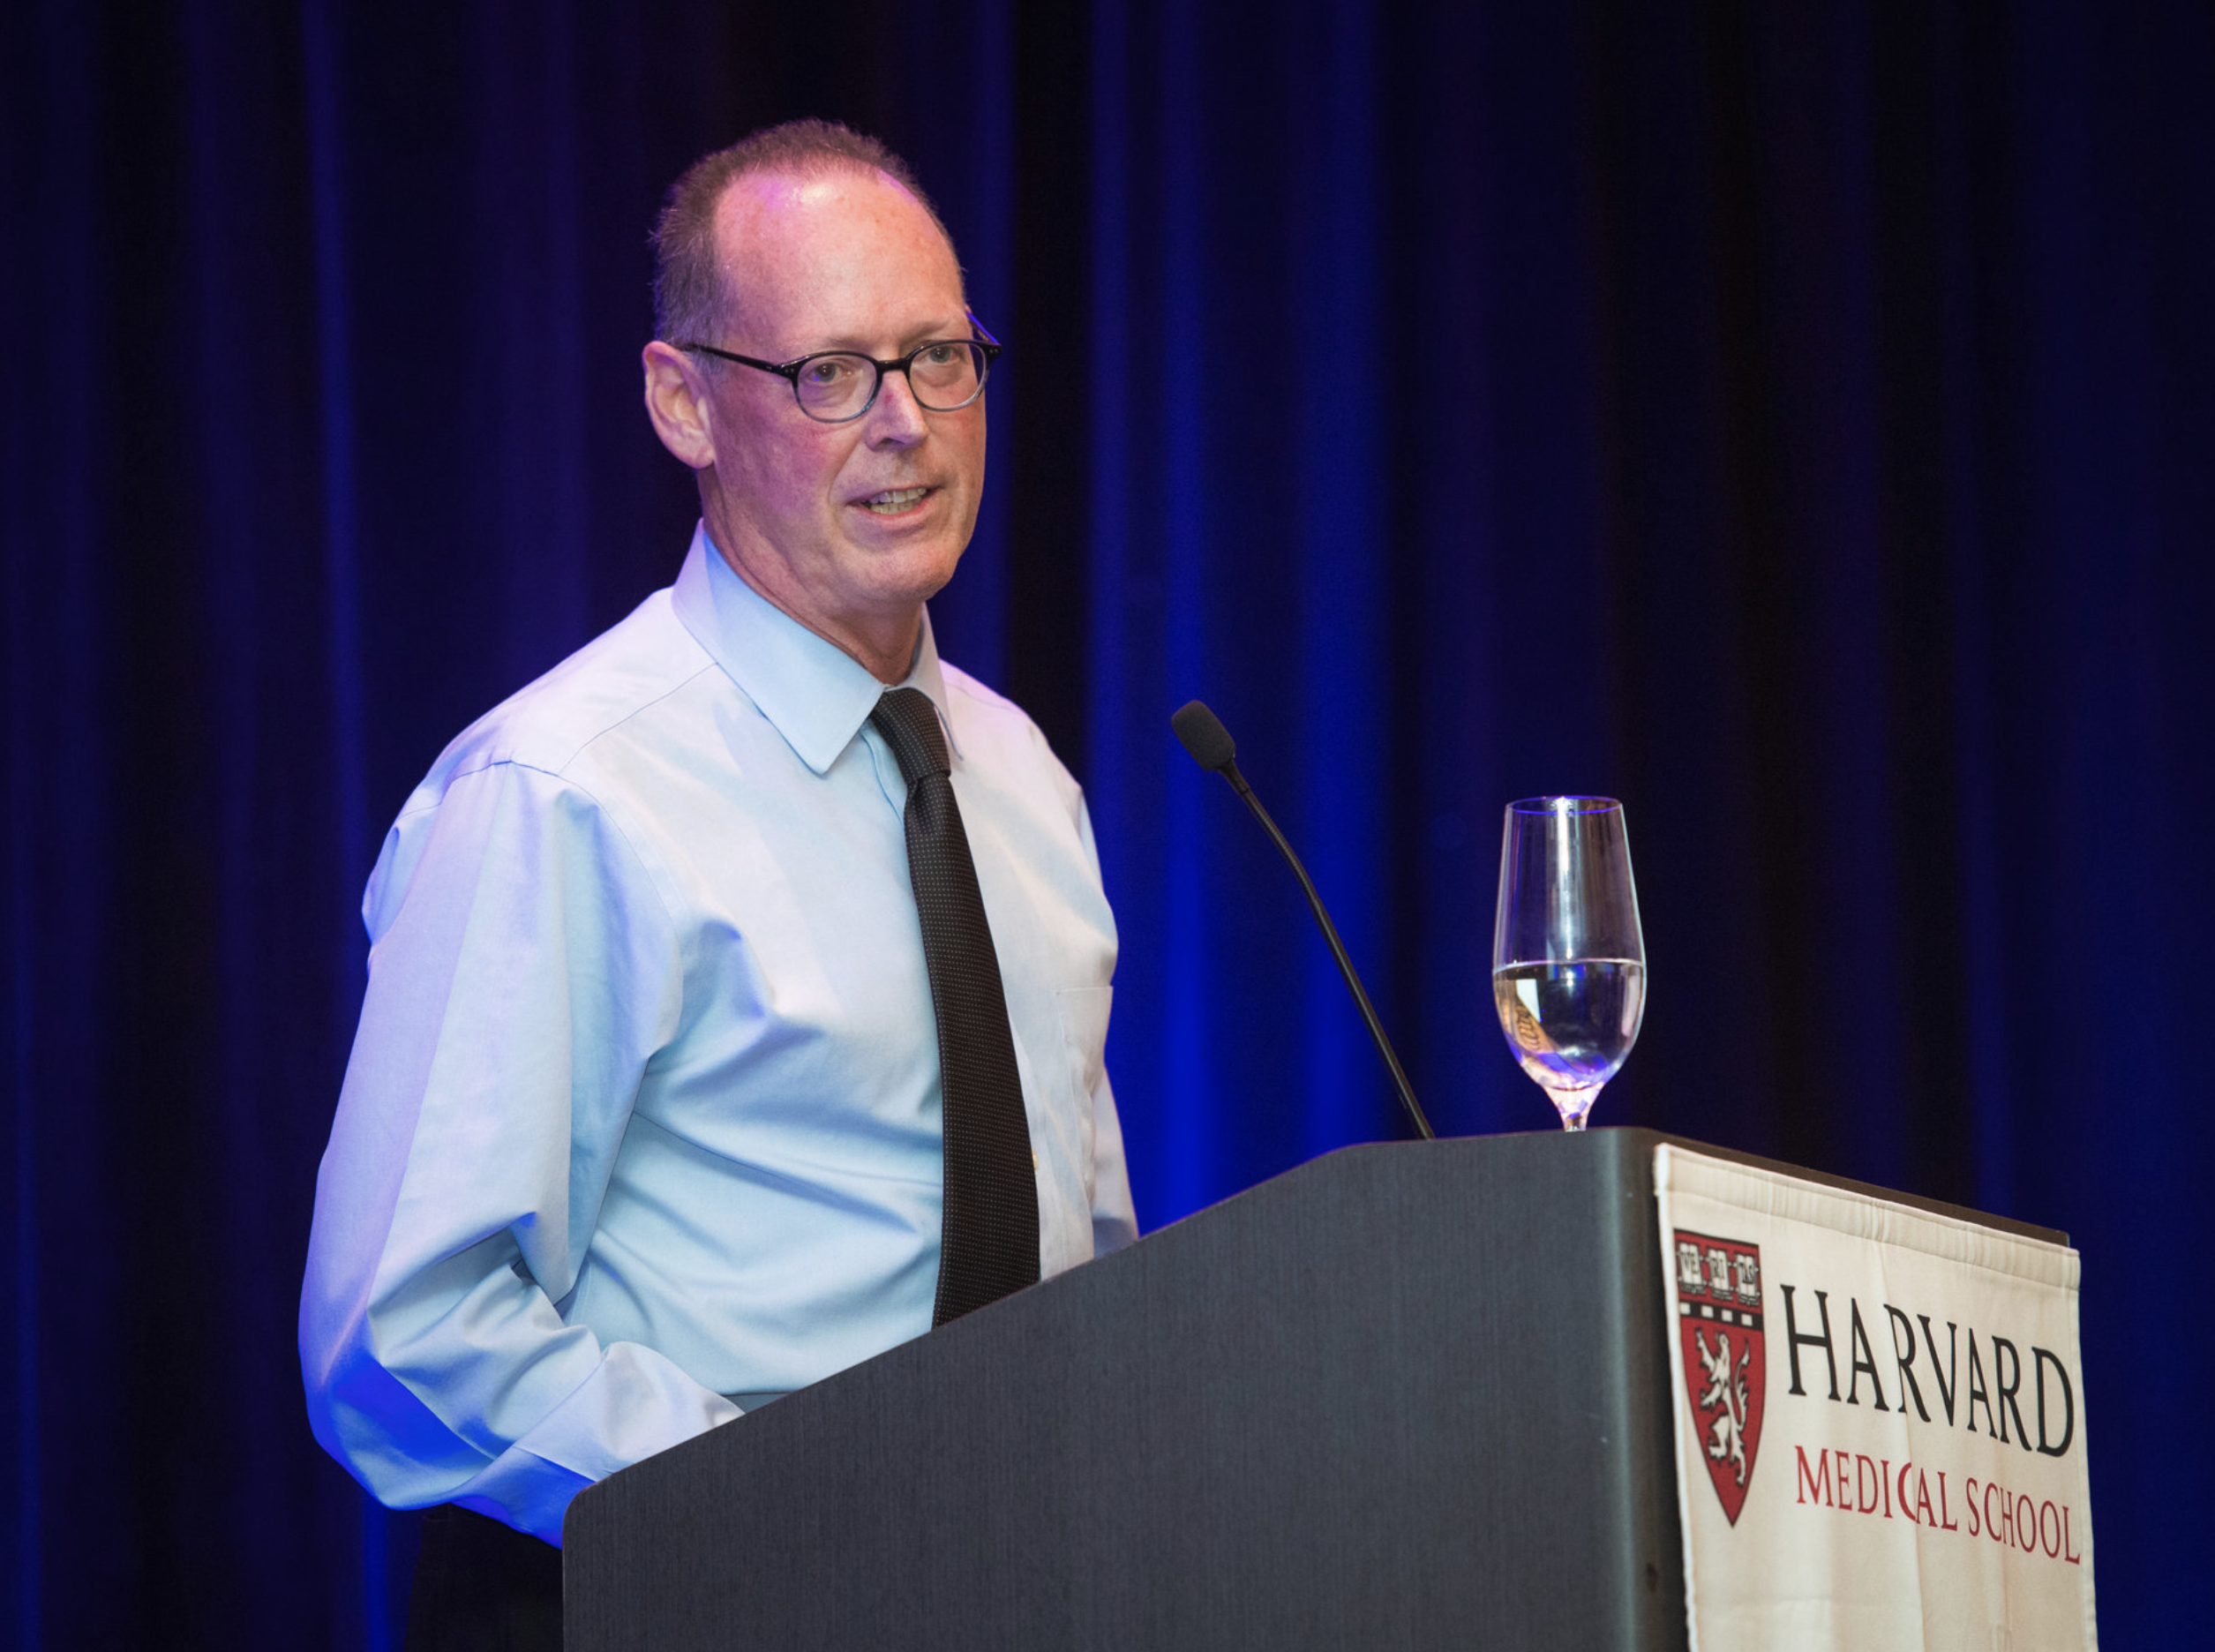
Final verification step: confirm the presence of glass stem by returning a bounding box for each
[1550,1083,1603,1132]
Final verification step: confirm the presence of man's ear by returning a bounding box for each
[642,342,717,470]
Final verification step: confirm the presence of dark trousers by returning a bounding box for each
[404,1505,564,1652]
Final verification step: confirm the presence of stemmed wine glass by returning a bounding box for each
[1491,797,1647,1130]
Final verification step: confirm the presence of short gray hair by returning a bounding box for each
[650,119,957,349]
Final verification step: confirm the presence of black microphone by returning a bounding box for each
[1170,700,1435,1141]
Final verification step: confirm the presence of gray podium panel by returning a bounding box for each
[563,1128,2059,1651]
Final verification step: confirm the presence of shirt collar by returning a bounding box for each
[670,522,957,775]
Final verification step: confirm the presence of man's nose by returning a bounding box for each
[865,369,929,447]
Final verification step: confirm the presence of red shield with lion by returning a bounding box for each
[1672,1229,1767,1525]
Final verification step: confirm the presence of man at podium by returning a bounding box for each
[299,120,1136,1647]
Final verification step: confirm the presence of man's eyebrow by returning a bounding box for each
[806,317,972,355]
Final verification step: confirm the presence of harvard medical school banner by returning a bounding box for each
[1655,1145,2097,1650]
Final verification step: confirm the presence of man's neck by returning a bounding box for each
[708,538,922,686]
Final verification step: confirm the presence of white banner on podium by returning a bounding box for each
[1655,1145,2097,1650]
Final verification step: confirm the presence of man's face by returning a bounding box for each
[691,169,985,664]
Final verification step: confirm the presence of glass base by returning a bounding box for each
[1544,1084,1604,1131]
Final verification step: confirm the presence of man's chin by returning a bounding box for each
[836,529,967,603]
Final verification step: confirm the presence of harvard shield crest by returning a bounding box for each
[1673,1229,1767,1525]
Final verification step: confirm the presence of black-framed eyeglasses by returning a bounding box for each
[677,312,1003,424]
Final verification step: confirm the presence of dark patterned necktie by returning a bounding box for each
[870,687,1040,1324]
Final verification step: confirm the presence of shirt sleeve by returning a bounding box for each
[299,759,739,1545]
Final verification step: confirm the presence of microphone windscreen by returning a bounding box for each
[1171,701,1237,772]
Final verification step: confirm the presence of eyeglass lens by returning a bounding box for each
[794,342,987,421]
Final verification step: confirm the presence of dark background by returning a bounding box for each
[5,0,2210,1645]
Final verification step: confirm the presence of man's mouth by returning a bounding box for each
[858,486,934,515]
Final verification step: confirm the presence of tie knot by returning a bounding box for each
[870,687,950,785]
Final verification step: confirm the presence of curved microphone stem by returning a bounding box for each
[1219,762,1436,1142]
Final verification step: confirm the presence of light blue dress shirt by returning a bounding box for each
[300,527,1136,1543]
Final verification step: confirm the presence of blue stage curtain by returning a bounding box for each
[4,1,2208,1645]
